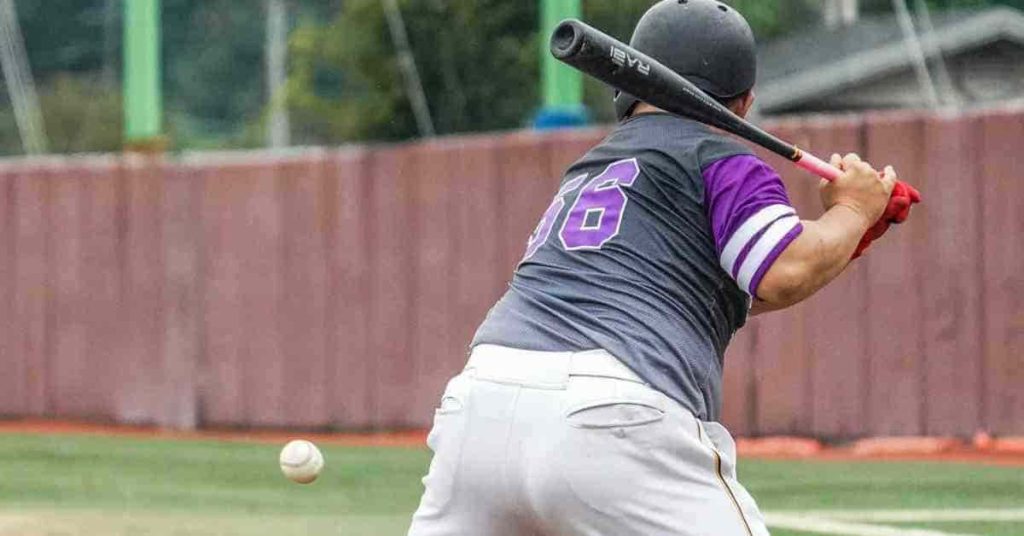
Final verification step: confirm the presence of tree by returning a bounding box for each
[162,0,266,148]
[0,75,121,157]
[287,0,538,144]
[18,0,111,79]
[38,75,122,154]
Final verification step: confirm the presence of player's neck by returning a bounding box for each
[631,101,748,119]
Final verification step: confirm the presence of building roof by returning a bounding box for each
[756,7,1024,113]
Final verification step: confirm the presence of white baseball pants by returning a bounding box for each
[407,344,770,536]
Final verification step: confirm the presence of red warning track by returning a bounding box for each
[0,419,428,448]
[3,419,1024,466]
[735,435,1024,466]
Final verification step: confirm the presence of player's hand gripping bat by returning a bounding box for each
[550,19,842,181]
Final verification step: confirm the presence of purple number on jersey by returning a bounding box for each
[522,173,588,262]
[559,158,641,250]
[523,197,566,261]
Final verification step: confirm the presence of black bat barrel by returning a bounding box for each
[550,19,588,59]
[550,19,797,161]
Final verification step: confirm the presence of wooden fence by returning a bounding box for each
[0,109,1021,439]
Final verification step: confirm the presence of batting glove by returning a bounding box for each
[852,180,922,260]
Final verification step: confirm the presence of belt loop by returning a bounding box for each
[466,345,572,389]
[567,349,644,384]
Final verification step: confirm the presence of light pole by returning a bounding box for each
[535,0,588,129]
[266,0,290,148]
[124,0,163,151]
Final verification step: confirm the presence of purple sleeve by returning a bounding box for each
[703,154,803,298]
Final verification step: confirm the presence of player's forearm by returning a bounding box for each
[753,204,870,309]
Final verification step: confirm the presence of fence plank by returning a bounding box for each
[197,163,243,425]
[160,162,202,429]
[449,137,504,371]
[800,117,871,440]
[0,164,16,414]
[199,161,285,426]
[48,163,89,417]
[979,112,1024,435]
[238,160,286,427]
[326,148,374,429]
[367,146,418,428]
[407,142,460,426]
[917,116,985,435]
[721,326,756,436]
[862,113,927,436]
[749,307,810,435]
[78,159,126,421]
[11,164,52,415]
[118,157,166,424]
[277,154,332,429]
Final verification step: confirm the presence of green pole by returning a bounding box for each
[124,0,162,148]
[536,0,586,128]
[541,0,581,108]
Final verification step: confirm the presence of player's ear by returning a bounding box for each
[734,91,756,118]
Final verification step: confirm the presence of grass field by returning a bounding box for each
[0,433,1021,536]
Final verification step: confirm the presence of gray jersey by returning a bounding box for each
[473,113,782,421]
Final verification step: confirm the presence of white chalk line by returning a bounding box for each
[770,508,1024,523]
[765,508,1024,536]
[766,514,979,536]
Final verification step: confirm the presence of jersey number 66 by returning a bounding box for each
[522,158,640,262]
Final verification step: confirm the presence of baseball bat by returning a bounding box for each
[550,19,842,182]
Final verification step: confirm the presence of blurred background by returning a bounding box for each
[3,0,1024,155]
[0,2,1022,534]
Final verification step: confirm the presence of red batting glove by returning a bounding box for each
[851,181,922,260]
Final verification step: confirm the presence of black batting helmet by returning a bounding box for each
[614,0,758,120]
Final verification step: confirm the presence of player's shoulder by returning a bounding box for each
[612,113,753,168]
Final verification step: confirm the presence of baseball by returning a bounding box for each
[278,439,324,484]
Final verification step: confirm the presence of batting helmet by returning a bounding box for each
[614,0,758,120]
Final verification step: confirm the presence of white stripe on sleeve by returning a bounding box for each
[736,215,801,295]
[720,204,796,276]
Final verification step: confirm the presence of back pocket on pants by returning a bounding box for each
[566,400,666,429]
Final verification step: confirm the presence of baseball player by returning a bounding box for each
[408,1,921,535]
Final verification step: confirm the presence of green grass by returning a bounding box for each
[0,434,428,535]
[0,433,1021,535]
[742,458,1024,510]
